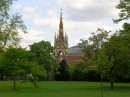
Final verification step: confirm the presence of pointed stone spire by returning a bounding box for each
[55,32,57,38]
[55,32,57,42]
[65,32,67,38]
[54,9,69,62]
[59,9,64,40]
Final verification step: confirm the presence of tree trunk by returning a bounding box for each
[100,74,104,97]
[0,70,4,80]
[33,81,37,88]
[109,69,115,90]
[0,75,4,80]
[110,78,114,89]
[13,77,16,90]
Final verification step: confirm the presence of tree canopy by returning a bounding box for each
[0,0,27,51]
[114,0,130,23]
[79,25,130,89]
[29,41,58,80]
[1,47,46,89]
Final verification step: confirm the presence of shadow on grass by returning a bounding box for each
[103,85,130,91]
[115,86,130,90]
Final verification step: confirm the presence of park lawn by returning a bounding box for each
[0,81,130,97]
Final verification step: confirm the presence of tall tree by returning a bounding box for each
[29,41,58,80]
[105,23,130,88]
[79,28,122,90]
[0,0,27,80]
[79,28,110,67]
[112,0,130,87]
[0,0,27,51]
[96,48,114,94]
[2,47,46,89]
[3,47,29,90]
[96,49,107,97]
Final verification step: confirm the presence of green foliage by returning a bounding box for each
[29,41,58,80]
[104,27,129,88]
[28,62,47,80]
[106,25,130,79]
[88,28,110,49]
[56,59,70,81]
[79,26,129,89]
[79,28,110,66]
[29,41,54,65]
[4,47,29,77]
[120,23,130,34]
[0,0,27,51]
[72,63,86,81]
[2,47,29,89]
[96,49,109,76]
[114,0,130,23]
[95,49,114,78]
[102,23,130,89]
[0,47,47,89]
[0,0,16,21]
[84,70,100,81]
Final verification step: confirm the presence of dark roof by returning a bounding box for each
[68,45,83,54]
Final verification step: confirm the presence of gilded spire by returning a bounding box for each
[59,9,64,39]
[54,9,69,60]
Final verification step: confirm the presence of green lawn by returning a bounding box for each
[0,81,130,97]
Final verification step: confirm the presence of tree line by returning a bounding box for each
[0,0,130,90]
[79,0,130,90]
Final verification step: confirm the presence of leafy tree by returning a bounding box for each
[72,62,86,81]
[96,49,106,97]
[114,0,130,23]
[79,28,120,90]
[25,61,47,88]
[95,48,114,95]
[2,47,46,89]
[29,41,58,80]
[105,23,130,88]
[79,28,110,67]
[0,0,27,80]
[3,47,29,90]
[0,0,27,50]
[120,22,130,36]
[79,39,93,67]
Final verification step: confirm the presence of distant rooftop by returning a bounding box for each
[68,45,83,54]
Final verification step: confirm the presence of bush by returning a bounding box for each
[55,59,70,81]
[72,70,84,81]
[84,70,100,81]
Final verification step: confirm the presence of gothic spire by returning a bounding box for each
[59,9,64,39]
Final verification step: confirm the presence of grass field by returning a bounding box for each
[0,81,130,97]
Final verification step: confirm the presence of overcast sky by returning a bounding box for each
[12,0,125,48]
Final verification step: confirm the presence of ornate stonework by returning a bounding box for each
[54,10,68,61]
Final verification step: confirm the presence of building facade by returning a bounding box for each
[54,11,68,62]
[54,11,84,64]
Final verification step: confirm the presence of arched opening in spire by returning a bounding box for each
[57,51,65,62]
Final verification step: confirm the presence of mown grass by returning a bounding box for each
[0,81,130,97]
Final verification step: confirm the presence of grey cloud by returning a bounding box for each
[57,0,119,22]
